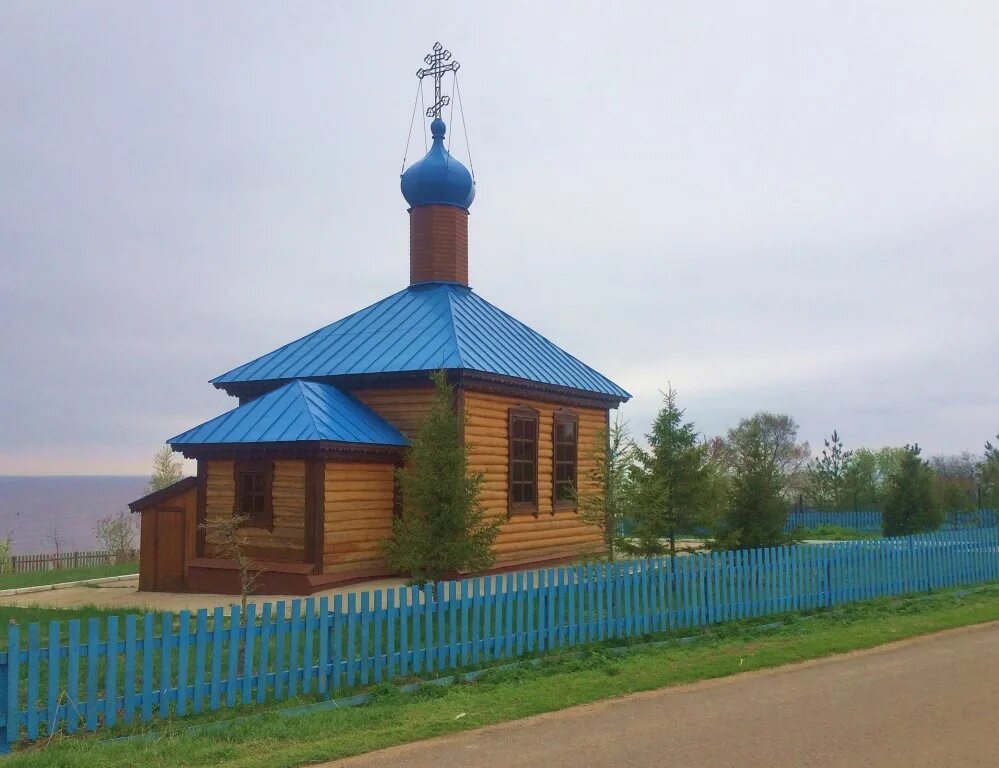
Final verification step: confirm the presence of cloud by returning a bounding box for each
[1,2,997,473]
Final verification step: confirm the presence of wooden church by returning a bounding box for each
[131,44,630,594]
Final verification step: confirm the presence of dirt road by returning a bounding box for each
[319,623,999,768]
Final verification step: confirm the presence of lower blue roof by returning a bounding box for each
[211,283,630,401]
[169,380,407,447]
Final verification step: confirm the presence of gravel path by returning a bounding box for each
[316,622,999,768]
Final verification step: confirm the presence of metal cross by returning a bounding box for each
[416,42,460,119]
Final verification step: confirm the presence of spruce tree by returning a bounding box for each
[883,443,942,536]
[713,416,793,550]
[628,387,710,557]
[382,371,501,588]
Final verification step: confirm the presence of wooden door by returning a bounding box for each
[155,508,186,591]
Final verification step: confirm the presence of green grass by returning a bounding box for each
[5,583,998,768]
[798,524,883,541]
[0,605,143,647]
[0,563,138,591]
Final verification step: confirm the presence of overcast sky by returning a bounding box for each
[2,2,997,475]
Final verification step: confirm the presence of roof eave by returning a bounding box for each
[128,476,198,513]
[169,439,407,462]
[214,369,628,409]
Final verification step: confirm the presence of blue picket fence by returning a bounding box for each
[786,508,998,533]
[786,509,882,531]
[2,527,999,754]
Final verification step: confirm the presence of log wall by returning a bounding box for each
[204,458,306,563]
[463,389,608,567]
[323,461,396,578]
[350,387,436,439]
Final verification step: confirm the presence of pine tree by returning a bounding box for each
[713,416,793,550]
[148,446,184,492]
[575,414,633,561]
[808,430,854,511]
[882,443,942,536]
[628,387,710,557]
[381,371,501,589]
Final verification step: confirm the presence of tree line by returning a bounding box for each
[578,388,999,557]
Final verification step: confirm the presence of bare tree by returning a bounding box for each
[199,514,260,616]
[929,452,979,512]
[48,523,63,563]
[95,509,138,564]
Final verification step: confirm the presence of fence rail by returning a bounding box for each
[2,550,136,574]
[786,508,998,533]
[2,528,998,754]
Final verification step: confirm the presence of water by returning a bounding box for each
[0,476,149,554]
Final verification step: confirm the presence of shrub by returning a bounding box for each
[95,510,137,564]
[0,532,12,575]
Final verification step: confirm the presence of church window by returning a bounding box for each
[235,460,273,527]
[553,411,579,509]
[508,406,539,515]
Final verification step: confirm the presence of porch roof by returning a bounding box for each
[168,380,408,448]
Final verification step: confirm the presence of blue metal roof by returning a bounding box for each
[211,283,630,400]
[169,380,407,447]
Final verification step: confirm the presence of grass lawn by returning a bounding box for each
[798,524,883,541]
[0,605,143,647]
[0,563,138,592]
[5,583,998,768]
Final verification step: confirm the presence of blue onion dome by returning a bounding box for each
[401,118,475,209]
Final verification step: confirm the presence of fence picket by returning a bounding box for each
[5,623,20,748]
[471,579,481,665]
[381,591,392,683]
[357,595,367,688]
[162,612,174,717]
[256,604,271,704]
[26,624,39,740]
[289,599,302,695]
[209,608,224,711]
[194,610,208,712]
[104,617,118,727]
[177,610,191,716]
[459,581,469,667]
[46,621,60,736]
[422,584,433,673]
[86,619,99,731]
[82,616,95,734]
[318,597,330,694]
[331,595,343,691]
[399,589,410,677]
[346,593,357,688]
[242,604,257,703]
[303,598,316,692]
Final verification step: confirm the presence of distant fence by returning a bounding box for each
[2,550,136,574]
[2,528,998,754]
[786,509,998,534]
